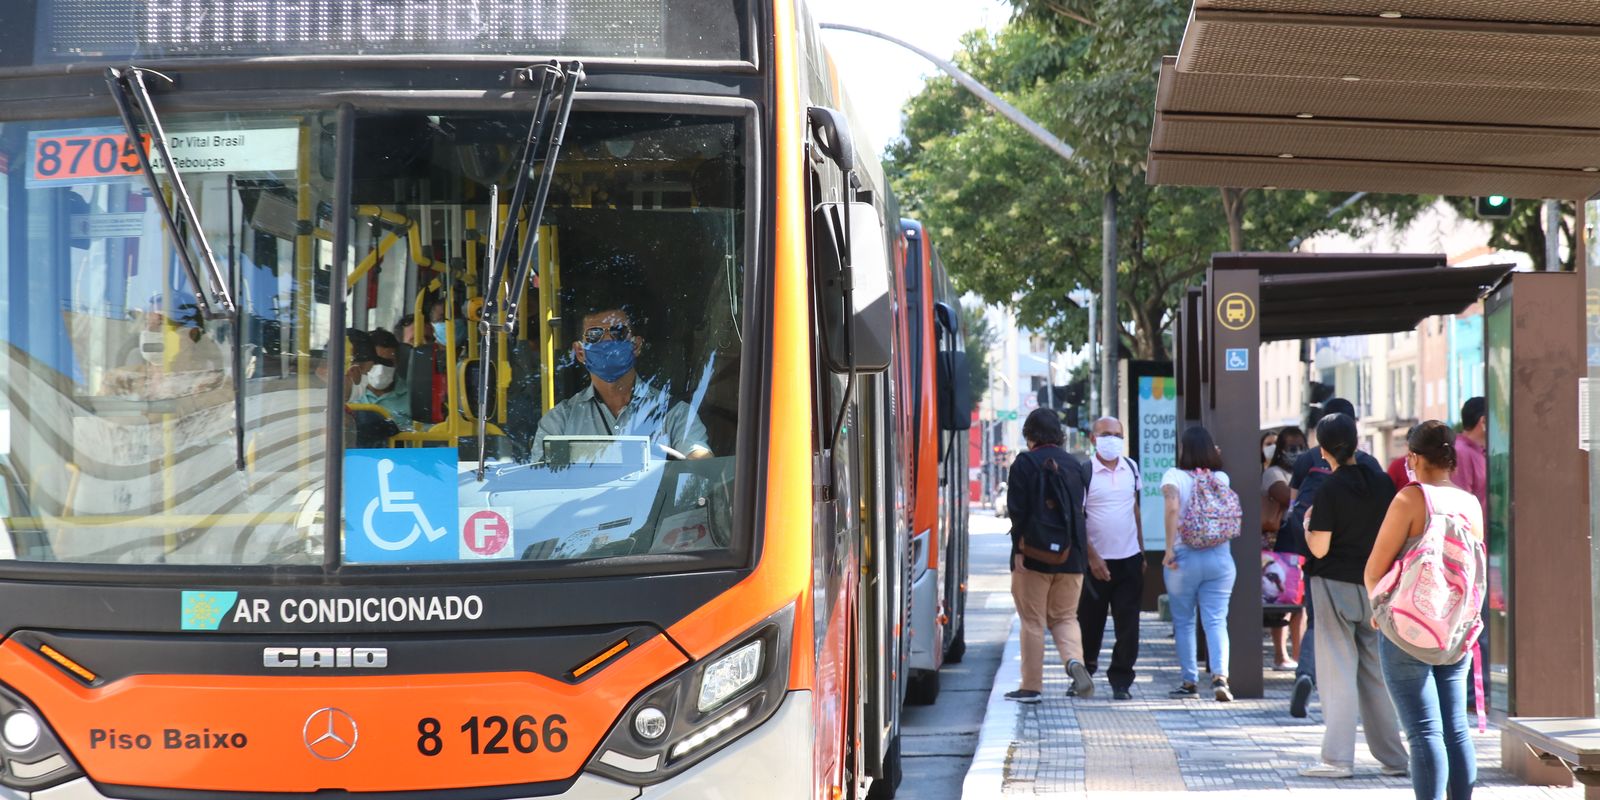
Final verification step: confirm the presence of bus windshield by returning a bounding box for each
[0,108,747,569]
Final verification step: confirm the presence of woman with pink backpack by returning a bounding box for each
[1366,420,1487,800]
[1161,425,1242,702]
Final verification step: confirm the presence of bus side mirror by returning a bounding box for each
[843,201,891,374]
[937,349,973,430]
[807,106,854,173]
[934,300,959,335]
[818,200,890,374]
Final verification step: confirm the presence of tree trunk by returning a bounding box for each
[1220,188,1245,252]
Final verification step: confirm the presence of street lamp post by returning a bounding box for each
[820,22,1122,421]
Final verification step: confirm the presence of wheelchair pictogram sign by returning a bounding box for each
[344,449,459,563]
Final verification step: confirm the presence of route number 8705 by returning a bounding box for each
[32,133,148,182]
[416,715,567,756]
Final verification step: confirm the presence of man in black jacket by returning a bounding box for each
[1005,409,1099,702]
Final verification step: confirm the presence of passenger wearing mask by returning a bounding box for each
[1162,425,1238,702]
[1263,426,1308,671]
[350,328,412,448]
[1004,409,1096,703]
[1078,416,1144,700]
[1367,421,1483,800]
[531,306,710,463]
[1299,412,1409,780]
[1453,397,1488,519]
[1285,397,1382,717]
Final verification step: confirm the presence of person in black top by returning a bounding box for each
[1284,397,1384,715]
[1004,409,1098,702]
[1297,412,1408,780]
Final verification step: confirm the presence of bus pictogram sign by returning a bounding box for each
[460,508,514,560]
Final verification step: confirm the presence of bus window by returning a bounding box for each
[0,112,335,564]
[341,111,746,568]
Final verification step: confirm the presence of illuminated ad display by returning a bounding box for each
[27,0,745,63]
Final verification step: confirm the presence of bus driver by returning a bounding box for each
[530,306,712,463]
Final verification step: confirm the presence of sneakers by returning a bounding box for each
[1212,676,1233,702]
[1299,763,1354,779]
[1381,764,1410,777]
[1169,681,1199,698]
[1113,688,1133,701]
[1067,660,1094,698]
[1272,659,1299,671]
[1289,674,1314,718]
[1005,689,1042,704]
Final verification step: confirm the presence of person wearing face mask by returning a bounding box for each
[1263,426,1308,670]
[530,306,711,463]
[1076,416,1144,700]
[351,329,412,432]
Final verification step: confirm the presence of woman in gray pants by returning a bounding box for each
[1299,413,1409,779]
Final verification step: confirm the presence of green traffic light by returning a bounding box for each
[1476,195,1514,218]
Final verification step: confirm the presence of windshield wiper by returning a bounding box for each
[107,67,246,472]
[475,61,583,480]
[228,174,246,472]
[105,67,237,317]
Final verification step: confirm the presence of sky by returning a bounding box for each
[807,0,1014,156]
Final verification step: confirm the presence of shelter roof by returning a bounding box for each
[1149,1,1600,198]
[1210,253,1511,341]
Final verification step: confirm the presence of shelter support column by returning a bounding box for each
[1489,273,1592,786]
[1203,266,1262,698]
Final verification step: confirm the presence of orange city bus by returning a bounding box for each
[0,1,931,798]
[895,219,971,706]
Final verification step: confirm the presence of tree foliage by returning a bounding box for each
[1440,198,1576,270]
[961,303,997,403]
[888,6,1429,361]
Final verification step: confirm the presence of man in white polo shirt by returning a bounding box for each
[1078,416,1145,700]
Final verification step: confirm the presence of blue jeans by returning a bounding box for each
[1167,545,1236,683]
[1296,587,1316,683]
[1380,637,1476,800]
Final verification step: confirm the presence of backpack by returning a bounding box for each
[1018,451,1081,566]
[1177,469,1241,549]
[1370,483,1487,666]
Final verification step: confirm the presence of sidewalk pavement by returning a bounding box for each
[962,605,1583,799]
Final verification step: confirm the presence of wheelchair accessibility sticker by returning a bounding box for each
[344,449,458,563]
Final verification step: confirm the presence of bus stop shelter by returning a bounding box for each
[1151,1,1600,788]
[1175,253,1511,699]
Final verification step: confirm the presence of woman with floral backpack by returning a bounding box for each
[1161,425,1241,701]
[1366,420,1486,800]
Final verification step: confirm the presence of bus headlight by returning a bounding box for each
[632,707,668,741]
[697,640,762,712]
[587,603,794,785]
[0,683,82,792]
[2,712,40,751]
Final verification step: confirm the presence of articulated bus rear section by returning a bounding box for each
[0,0,909,799]
[898,221,973,707]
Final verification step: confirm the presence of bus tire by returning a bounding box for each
[905,668,940,706]
[866,734,901,799]
[945,623,966,664]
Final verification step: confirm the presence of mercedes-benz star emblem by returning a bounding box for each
[303,707,359,761]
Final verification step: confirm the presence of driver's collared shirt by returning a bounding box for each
[531,378,710,462]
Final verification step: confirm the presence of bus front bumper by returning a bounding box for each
[4,691,813,800]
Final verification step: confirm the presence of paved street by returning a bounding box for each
[897,508,1014,800]
[902,506,1586,800]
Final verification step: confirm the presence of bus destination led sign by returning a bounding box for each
[42,0,671,60]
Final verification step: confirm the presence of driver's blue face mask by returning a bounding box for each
[583,340,635,383]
